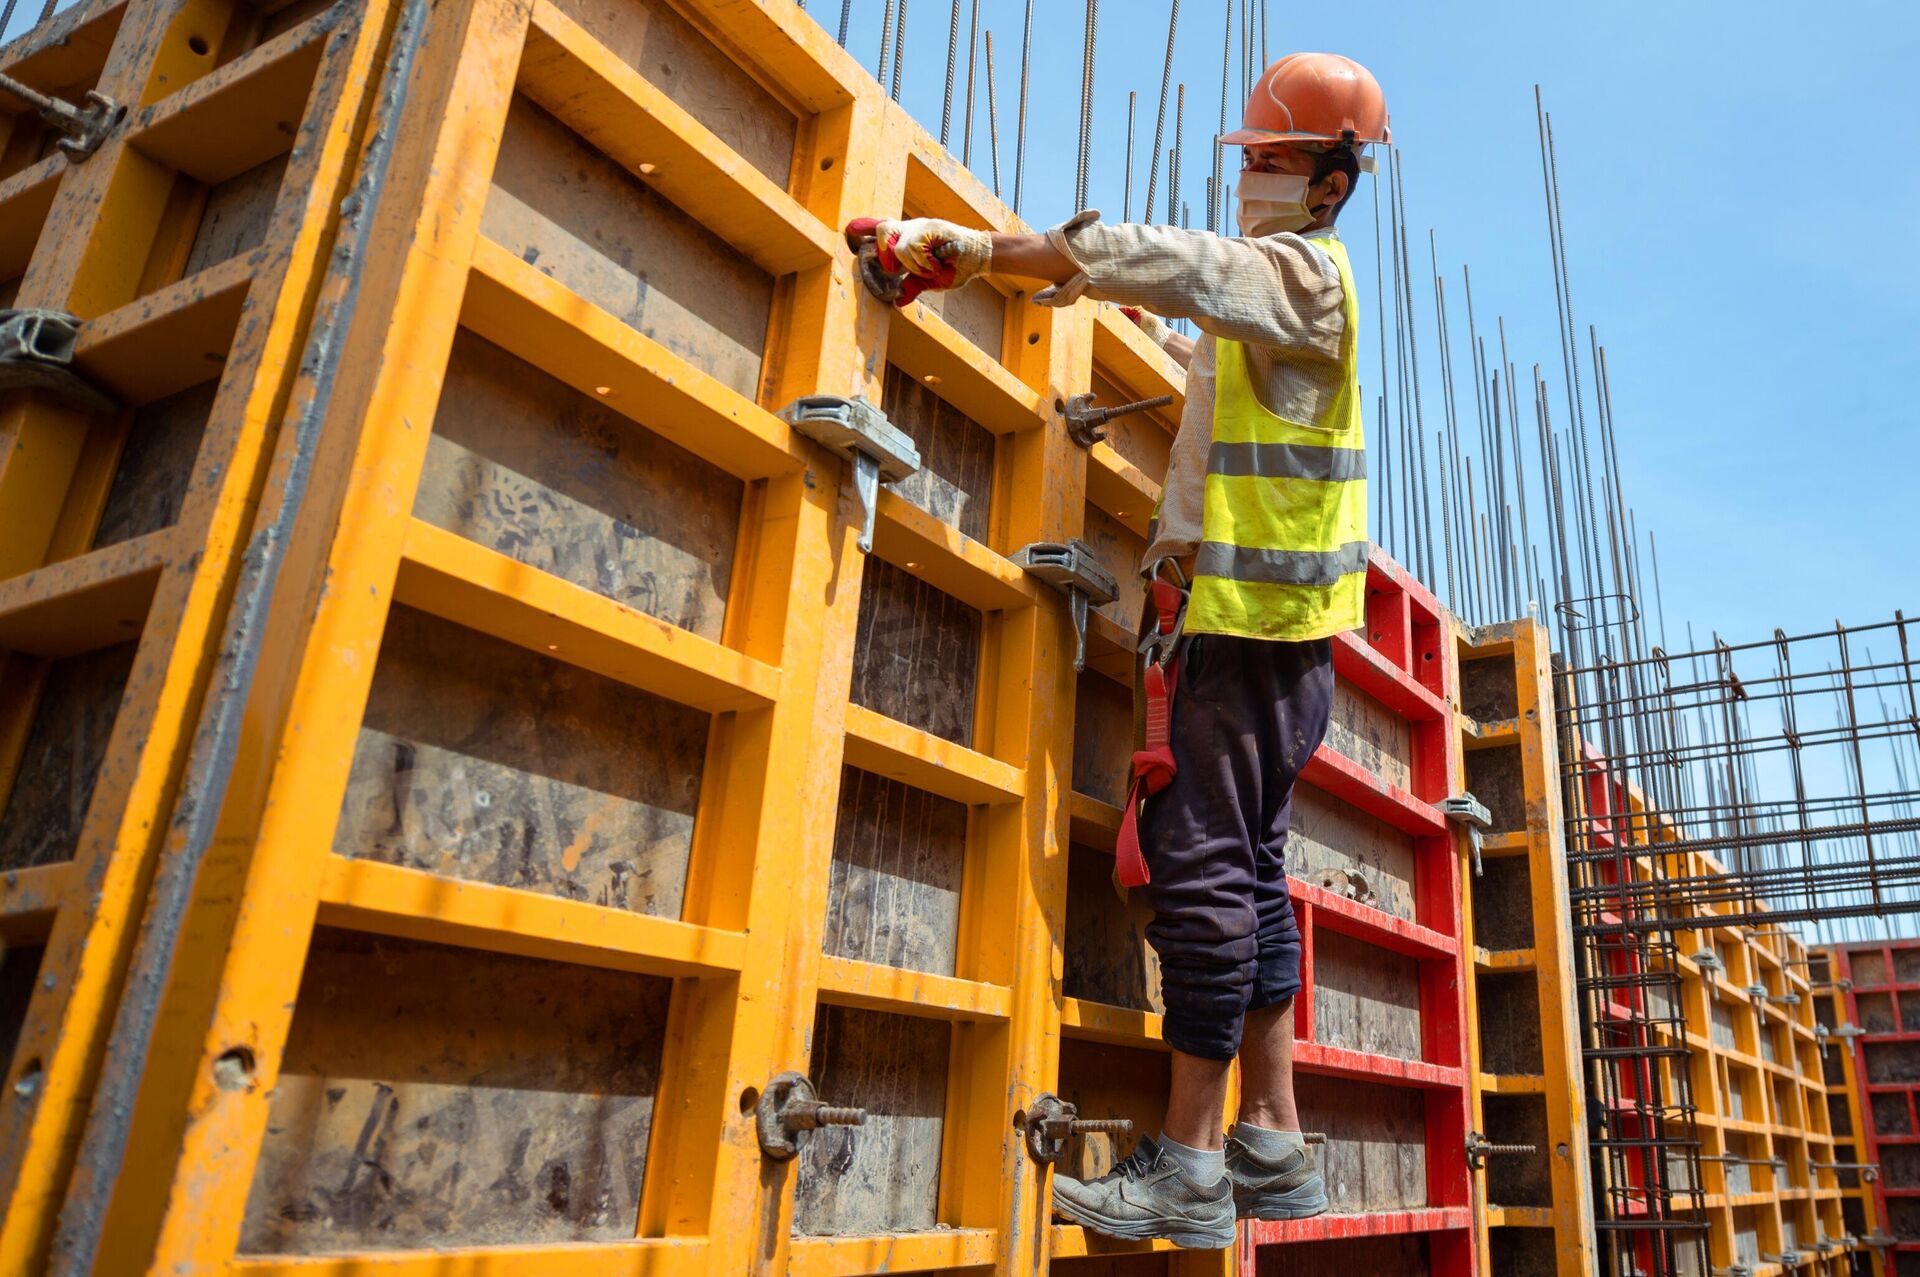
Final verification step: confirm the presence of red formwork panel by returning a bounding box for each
[1232,547,1474,1277]
[1840,942,1920,1272]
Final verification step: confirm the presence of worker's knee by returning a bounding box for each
[1158,957,1257,1060]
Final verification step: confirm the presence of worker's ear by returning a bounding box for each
[1313,168,1350,213]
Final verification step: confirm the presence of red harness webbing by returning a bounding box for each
[1115,579,1187,887]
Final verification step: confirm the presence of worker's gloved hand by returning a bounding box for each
[1119,305,1173,350]
[866,217,992,290]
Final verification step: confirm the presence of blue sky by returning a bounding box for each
[823,0,1918,648]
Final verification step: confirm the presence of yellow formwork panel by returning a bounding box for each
[1812,947,1887,1276]
[0,0,401,1271]
[1452,617,1597,1277]
[0,2,1482,1275]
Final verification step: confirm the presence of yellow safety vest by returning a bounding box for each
[1184,233,1368,642]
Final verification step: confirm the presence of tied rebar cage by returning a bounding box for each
[1555,608,1920,1277]
[1561,613,1920,943]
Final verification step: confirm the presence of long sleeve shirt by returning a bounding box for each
[1035,212,1349,573]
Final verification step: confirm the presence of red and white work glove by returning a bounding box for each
[846,216,992,305]
[1119,305,1173,350]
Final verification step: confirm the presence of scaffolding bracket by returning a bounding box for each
[0,309,117,414]
[778,395,920,554]
[1010,540,1117,671]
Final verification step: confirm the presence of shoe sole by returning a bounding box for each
[1235,1187,1330,1221]
[1051,1194,1235,1250]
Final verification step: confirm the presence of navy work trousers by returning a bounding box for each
[1139,633,1334,1061]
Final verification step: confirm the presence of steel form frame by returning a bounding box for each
[0,0,401,1270]
[1453,616,1597,1277]
[1839,941,1920,1277]
[1813,946,1886,1277]
[1,3,1479,1275]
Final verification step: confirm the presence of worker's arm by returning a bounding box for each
[987,232,1080,284]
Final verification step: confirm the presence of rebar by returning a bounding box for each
[983,30,1002,197]
[940,0,961,146]
[1013,0,1033,215]
[1074,0,1097,210]
[1169,82,1184,224]
[890,0,908,101]
[837,0,852,47]
[962,0,979,163]
[1142,0,1179,225]
[1123,90,1137,221]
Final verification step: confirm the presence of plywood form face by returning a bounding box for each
[0,644,136,870]
[1071,668,1133,809]
[824,766,967,977]
[417,331,743,640]
[483,97,774,401]
[1286,785,1418,921]
[1474,972,1543,1074]
[334,607,708,917]
[546,0,797,186]
[1057,1038,1172,1182]
[1080,504,1145,634]
[182,152,291,274]
[1327,679,1412,793]
[1457,655,1519,723]
[1486,1227,1556,1277]
[240,929,670,1252]
[879,364,997,542]
[793,1006,950,1236]
[1867,1042,1920,1085]
[1062,845,1162,1013]
[850,556,981,747]
[1482,1094,1551,1207]
[1312,929,1422,1062]
[0,946,43,1073]
[1469,856,1535,952]
[1089,368,1173,481]
[1296,1074,1429,1211]
[913,278,1006,360]
[1874,1093,1914,1136]
[1464,743,1525,834]
[89,382,216,549]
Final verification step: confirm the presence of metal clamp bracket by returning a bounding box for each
[754,1070,867,1161]
[1760,1254,1800,1268]
[778,395,920,553]
[1017,1093,1134,1165]
[1441,793,1493,878]
[1062,392,1173,448]
[0,309,117,414]
[1465,1130,1536,1170]
[0,73,124,160]
[1711,1266,1754,1277]
[1691,950,1725,973]
[1830,1022,1867,1039]
[1011,540,1118,671]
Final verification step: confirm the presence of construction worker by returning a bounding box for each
[850,52,1385,1251]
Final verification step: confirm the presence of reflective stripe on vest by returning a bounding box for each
[1184,233,1368,642]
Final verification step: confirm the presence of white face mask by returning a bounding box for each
[1235,170,1315,236]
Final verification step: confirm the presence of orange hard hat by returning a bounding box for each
[1220,52,1390,148]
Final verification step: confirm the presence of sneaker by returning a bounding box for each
[1225,1133,1329,1220]
[1049,1135,1236,1250]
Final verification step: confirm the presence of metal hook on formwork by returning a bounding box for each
[0,73,124,160]
[1441,793,1493,877]
[1011,540,1118,673]
[778,395,921,554]
[0,309,118,413]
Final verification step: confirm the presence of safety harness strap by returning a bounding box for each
[1115,578,1188,888]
